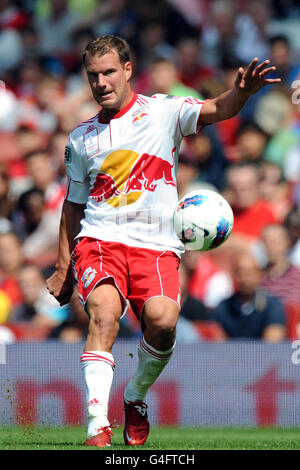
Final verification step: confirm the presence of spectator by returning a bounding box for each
[0,0,25,75]
[34,0,80,56]
[185,126,229,190]
[13,57,45,101]
[12,264,69,328]
[24,150,65,213]
[179,261,210,322]
[13,188,45,242]
[234,123,269,164]
[258,160,291,222]
[224,162,277,249]
[285,205,300,268]
[143,57,201,98]
[47,130,69,183]
[260,223,300,307]
[186,249,234,310]
[0,164,14,221]
[133,0,197,49]
[268,34,300,88]
[136,23,178,76]
[176,37,216,94]
[201,0,238,67]
[176,153,199,199]
[212,250,286,341]
[0,232,24,308]
[235,0,273,64]
[19,151,65,267]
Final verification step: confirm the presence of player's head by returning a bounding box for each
[83,35,133,111]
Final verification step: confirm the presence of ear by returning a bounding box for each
[124,61,132,82]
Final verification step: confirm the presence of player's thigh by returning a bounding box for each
[142,296,180,332]
[86,278,124,325]
[128,248,181,320]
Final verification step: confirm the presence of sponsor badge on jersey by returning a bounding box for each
[81,267,97,288]
[132,108,148,127]
[83,125,100,159]
[64,146,72,164]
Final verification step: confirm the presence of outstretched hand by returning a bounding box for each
[234,57,282,95]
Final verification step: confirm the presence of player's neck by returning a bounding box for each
[100,89,135,121]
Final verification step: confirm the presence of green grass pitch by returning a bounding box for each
[0,426,300,450]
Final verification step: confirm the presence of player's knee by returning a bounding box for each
[87,297,120,336]
[89,311,120,337]
[148,313,177,342]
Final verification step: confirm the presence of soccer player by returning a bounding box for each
[46,35,281,447]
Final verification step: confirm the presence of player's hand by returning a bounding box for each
[46,269,74,306]
[234,57,282,95]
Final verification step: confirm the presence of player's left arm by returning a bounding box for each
[199,58,282,125]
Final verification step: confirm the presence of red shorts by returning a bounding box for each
[71,237,181,318]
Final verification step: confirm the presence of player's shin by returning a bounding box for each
[124,336,175,402]
[80,351,115,437]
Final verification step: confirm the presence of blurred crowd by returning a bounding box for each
[0,0,300,344]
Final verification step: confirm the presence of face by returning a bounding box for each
[0,234,23,273]
[227,167,259,209]
[149,61,177,94]
[262,225,290,263]
[233,253,262,296]
[271,41,290,68]
[18,266,44,306]
[26,153,54,191]
[85,50,132,113]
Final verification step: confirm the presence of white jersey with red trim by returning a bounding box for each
[64,92,205,256]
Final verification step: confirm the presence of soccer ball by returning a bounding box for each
[173,189,234,251]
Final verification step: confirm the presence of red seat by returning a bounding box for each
[284,304,300,340]
[4,322,52,341]
[193,321,227,341]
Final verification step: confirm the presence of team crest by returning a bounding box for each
[81,267,97,288]
[132,108,148,127]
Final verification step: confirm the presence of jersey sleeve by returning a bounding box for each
[152,94,206,139]
[64,139,89,204]
[177,97,207,137]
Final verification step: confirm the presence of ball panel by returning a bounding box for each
[173,189,234,251]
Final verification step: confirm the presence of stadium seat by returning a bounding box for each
[284,304,300,340]
[193,321,227,341]
[3,323,52,341]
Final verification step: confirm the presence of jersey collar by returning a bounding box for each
[98,92,137,124]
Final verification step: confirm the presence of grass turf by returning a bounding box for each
[0,426,300,450]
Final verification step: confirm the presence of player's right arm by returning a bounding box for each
[46,200,85,305]
[47,137,89,305]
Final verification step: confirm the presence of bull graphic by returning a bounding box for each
[123,147,176,194]
[90,172,120,203]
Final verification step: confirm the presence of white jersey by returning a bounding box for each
[64,92,205,256]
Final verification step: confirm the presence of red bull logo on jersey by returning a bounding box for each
[132,109,148,127]
[89,148,176,207]
[90,172,121,203]
[123,151,176,194]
